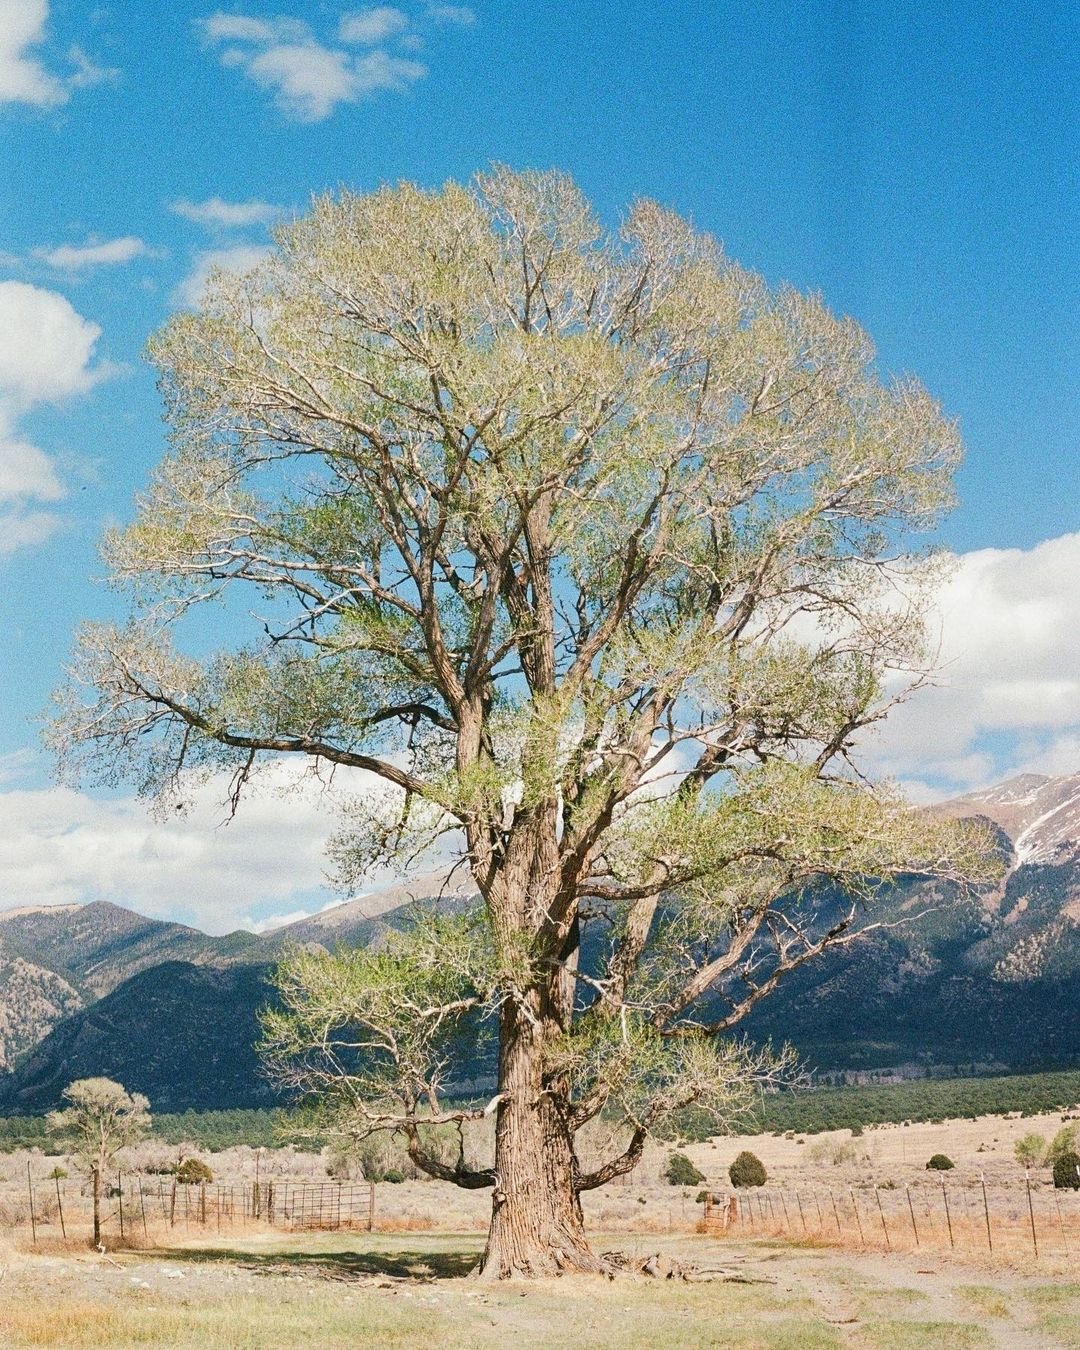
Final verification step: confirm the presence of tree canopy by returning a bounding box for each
[50,168,993,1275]
[46,1077,150,1246]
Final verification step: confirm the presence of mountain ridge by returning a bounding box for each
[1,773,1078,1111]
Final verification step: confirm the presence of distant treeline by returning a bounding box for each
[2,1069,1080,1154]
[704,1068,1080,1138]
[0,1107,316,1154]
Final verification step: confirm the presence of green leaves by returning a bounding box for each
[260,909,496,1117]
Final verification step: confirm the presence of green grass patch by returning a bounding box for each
[856,1320,991,1349]
[952,1286,1010,1319]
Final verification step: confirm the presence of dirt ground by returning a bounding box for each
[3,1108,1079,1347]
[1,1228,1078,1349]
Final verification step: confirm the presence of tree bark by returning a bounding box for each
[475,994,607,1279]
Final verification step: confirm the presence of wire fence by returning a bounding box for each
[702,1174,1080,1260]
[9,1170,378,1247]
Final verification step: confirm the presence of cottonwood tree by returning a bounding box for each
[46,1077,150,1247]
[51,169,992,1277]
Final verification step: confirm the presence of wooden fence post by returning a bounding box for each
[26,1162,36,1245]
[849,1189,865,1246]
[55,1172,66,1240]
[875,1188,891,1250]
[906,1186,919,1247]
[980,1173,993,1254]
[117,1171,125,1241]
[1025,1170,1038,1257]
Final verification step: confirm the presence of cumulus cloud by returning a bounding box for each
[427,4,476,25]
[201,14,307,44]
[0,1,115,107]
[0,760,377,934]
[0,281,105,405]
[33,236,150,271]
[864,532,1080,798]
[0,506,62,552]
[170,196,282,229]
[173,243,272,309]
[339,7,409,44]
[0,280,109,552]
[0,0,65,105]
[198,10,427,121]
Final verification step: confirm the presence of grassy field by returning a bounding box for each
[2,1229,1078,1348]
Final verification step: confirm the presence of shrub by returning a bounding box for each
[382,1168,405,1184]
[175,1157,214,1185]
[47,1166,67,1180]
[665,1152,705,1186]
[1014,1132,1046,1167]
[805,1139,857,1166]
[1047,1124,1079,1164]
[926,1154,954,1171]
[729,1151,767,1188]
[1052,1151,1080,1190]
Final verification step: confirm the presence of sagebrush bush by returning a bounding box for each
[665,1152,705,1186]
[1014,1132,1046,1167]
[1052,1151,1080,1190]
[925,1153,954,1171]
[729,1151,767,1187]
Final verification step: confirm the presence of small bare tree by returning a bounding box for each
[50,169,994,1276]
[46,1077,150,1247]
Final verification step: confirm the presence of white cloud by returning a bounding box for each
[242,41,362,122]
[171,196,282,229]
[200,14,307,44]
[33,235,150,271]
[0,281,104,405]
[427,4,476,25]
[65,43,118,89]
[174,243,272,309]
[198,10,426,122]
[865,531,1080,797]
[0,2,116,107]
[339,7,409,45]
[0,760,378,934]
[0,505,62,551]
[0,0,65,105]
[352,49,426,96]
[0,281,108,553]
[0,424,64,501]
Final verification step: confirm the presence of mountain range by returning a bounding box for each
[1,774,1078,1113]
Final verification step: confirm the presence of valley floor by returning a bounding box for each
[1,1230,1078,1349]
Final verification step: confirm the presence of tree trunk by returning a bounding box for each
[475,995,606,1279]
[91,1165,101,1248]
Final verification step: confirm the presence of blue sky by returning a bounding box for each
[0,0,1077,929]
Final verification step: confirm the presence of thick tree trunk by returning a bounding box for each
[475,996,605,1278]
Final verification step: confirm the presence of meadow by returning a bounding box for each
[3,1097,1080,1346]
